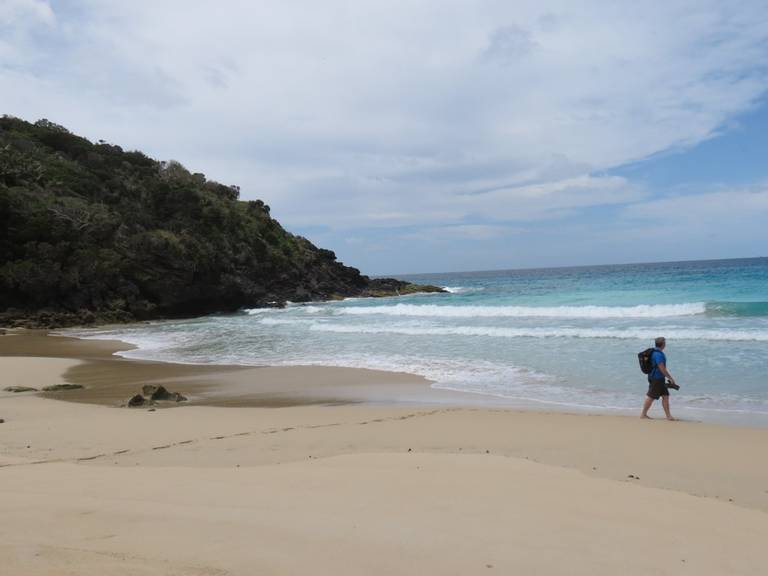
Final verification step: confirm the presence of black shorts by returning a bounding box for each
[647,378,669,400]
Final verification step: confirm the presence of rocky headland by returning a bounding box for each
[0,116,443,328]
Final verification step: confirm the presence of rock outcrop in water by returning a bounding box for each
[126,385,187,407]
[0,116,444,328]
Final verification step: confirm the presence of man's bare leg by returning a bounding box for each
[640,396,654,419]
[661,396,675,421]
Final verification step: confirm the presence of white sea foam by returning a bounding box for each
[244,301,322,315]
[442,286,482,294]
[338,302,707,319]
[63,320,768,423]
[259,317,311,326]
[305,322,768,342]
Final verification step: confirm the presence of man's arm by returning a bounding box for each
[657,362,675,385]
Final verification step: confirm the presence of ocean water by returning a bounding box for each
[67,257,768,425]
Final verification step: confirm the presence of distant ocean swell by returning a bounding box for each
[706,301,768,317]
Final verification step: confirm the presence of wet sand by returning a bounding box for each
[0,330,474,407]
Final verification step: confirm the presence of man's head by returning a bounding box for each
[655,336,666,350]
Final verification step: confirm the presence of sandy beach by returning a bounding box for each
[1,331,768,575]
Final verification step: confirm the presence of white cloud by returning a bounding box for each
[482,25,537,65]
[622,186,768,228]
[402,224,520,243]
[552,185,768,263]
[1,1,768,262]
[281,173,643,230]
[0,0,54,65]
[0,0,53,26]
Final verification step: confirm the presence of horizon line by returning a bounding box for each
[378,255,767,279]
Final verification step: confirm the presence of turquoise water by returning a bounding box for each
[68,257,768,425]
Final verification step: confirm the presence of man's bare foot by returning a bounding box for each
[666,416,676,421]
[640,415,652,419]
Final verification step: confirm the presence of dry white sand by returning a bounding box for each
[2,334,768,575]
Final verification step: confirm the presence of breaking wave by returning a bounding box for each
[302,322,768,342]
[338,302,708,319]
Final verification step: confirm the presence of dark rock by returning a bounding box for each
[78,309,96,324]
[0,328,6,335]
[293,286,312,301]
[152,389,167,399]
[42,384,84,392]
[127,394,146,407]
[361,278,446,298]
[141,384,160,396]
[142,385,187,402]
[0,419,4,424]
[4,386,38,393]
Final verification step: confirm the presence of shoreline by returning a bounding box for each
[2,330,768,574]
[1,330,484,408]
[4,329,767,426]
[16,328,768,428]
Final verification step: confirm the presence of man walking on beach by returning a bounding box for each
[641,337,677,420]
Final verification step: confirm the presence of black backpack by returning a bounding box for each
[638,348,655,374]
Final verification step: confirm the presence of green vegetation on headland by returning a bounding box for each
[0,116,444,328]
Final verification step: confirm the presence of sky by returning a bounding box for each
[2,0,768,275]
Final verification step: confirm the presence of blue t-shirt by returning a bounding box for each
[650,349,666,381]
